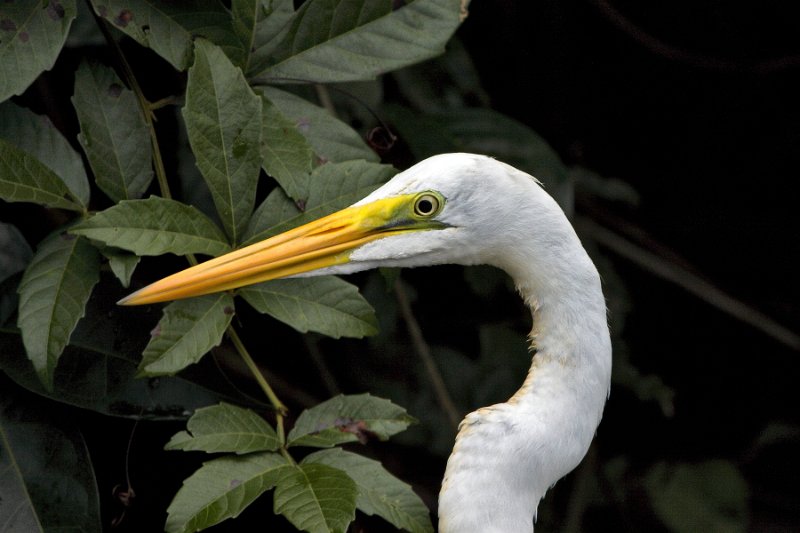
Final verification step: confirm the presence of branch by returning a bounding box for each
[394,279,462,430]
[575,215,800,351]
[586,0,800,74]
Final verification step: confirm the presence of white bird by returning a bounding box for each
[120,153,612,533]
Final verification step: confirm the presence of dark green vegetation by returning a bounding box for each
[1,1,797,532]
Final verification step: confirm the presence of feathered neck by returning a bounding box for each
[437,229,612,533]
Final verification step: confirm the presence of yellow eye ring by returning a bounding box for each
[413,193,441,217]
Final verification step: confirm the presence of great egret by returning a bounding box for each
[121,153,612,532]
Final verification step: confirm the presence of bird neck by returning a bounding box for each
[438,241,612,533]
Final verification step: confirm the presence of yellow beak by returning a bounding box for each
[118,195,412,306]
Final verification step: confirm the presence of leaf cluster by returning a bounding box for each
[164,396,428,533]
[1,1,464,531]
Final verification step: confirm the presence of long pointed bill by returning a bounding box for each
[119,195,415,306]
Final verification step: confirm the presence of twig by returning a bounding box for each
[394,279,462,430]
[227,327,287,414]
[575,216,800,351]
[315,84,337,115]
[586,0,800,74]
[91,7,173,200]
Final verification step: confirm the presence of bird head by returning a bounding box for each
[119,153,550,306]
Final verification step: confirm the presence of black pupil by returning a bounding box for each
[417,198,433,214]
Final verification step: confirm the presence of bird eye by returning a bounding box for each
[413,193,441,217]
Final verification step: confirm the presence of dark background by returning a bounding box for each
[454,1,800,531]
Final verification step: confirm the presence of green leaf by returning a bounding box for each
[260,92,314,201]
[101,248,140,288]
[0,222,31,286]
[240,277,378,339]
[165,452,292,533]
[243,159,395,245]
[261,87,378,163]
[0,285,256,420]
[0,379,102,533]
[17,233,100,389]
[287,393,415,448]
[0,0,77,102]
[139,293,234,376]
[0,101,90,207]
[644,460,749,533]
[90,0,241,71]
[258,0,465,83]
[183,38,263,245]
[0,138,85,212]
[387,107,572,206]
[0,223,31,325]
[304,448,433,533]
[72,61,153,202]
[71,196,231,258]
[232,0,295,76]
[165,402,279,454]
[274,463,357,533]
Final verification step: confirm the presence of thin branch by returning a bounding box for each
[315,84,337,115]
[92,10,173,200]
[394,279,462,430]
[227,327,287,413]
[586,0,800,74]
[575,216,800,351]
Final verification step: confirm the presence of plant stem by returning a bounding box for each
[92,0,291,461]
[315,84,337,115]
[92,5,172,201]
[394,279,462,430]
[227,326,288,440]
[91,7,201,267]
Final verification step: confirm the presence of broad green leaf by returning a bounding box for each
[240,277,378,339]
[242,159,394,245]
[274,463,357,533]
[71,196,231,257]
[165,452,292,533]
[0,404,41,532]
[232,0,295,76]
[183,38,262,246]
[0,138,85,212]
[0,223,31,325]
[644,460,749,533]
[287,393,415,448]
[0,223,31,286]
[17,233,100,389]
[139,293,234,376]
[0,380,102,533]
[0,0,77,102]
[388,107,572,206]
[304,448,433,533]
[90,0,241,70]
[0,101,90,207]
[101,248,140,288]
[72,61,153,202]
[261,87,378,163]
[260,92,314,201]
[165,402,279,454]
[258,0,465,83]
[0,285,256,420]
